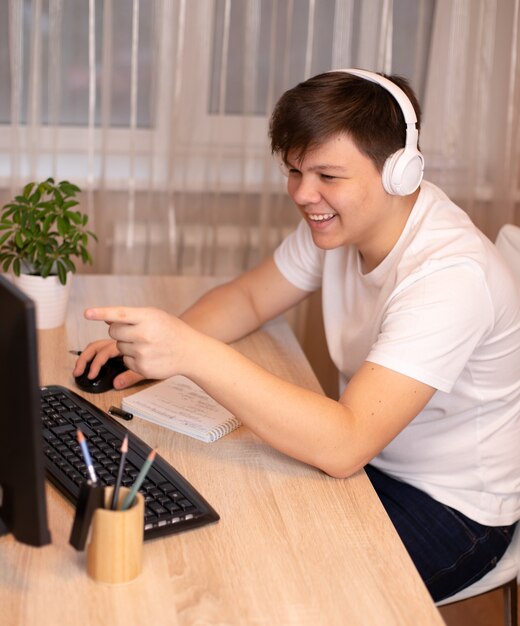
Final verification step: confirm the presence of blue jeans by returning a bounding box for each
[364,464,517,602]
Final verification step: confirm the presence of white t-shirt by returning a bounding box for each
[274,181,520,526]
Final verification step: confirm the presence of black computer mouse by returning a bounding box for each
[74,355,129,393]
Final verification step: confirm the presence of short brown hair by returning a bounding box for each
[269,71,421,172]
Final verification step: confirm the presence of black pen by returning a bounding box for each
[111,434,128,510]
[108,405,133,421]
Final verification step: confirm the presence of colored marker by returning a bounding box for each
[110,434,128,510]
[76,429,97,483]
[121,448,157,511]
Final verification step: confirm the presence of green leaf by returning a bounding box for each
[12,258,21,276]
[14,231,24,248]
[42,214,55,233]
[65,210,82,224]
[1,205,19,217]
[82,245,94,263]
[57,216,69,236]
[59,181,81,196]
[62,257,75,272]
[29,189,41,205]
[2,256,14,272]
[22,182,35,198]
[41,259,53,277]
[57,261,67,285]
[53,189,64,207]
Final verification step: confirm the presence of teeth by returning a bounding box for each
[308,213,335,222]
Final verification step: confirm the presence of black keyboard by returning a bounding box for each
[40,385,219,540]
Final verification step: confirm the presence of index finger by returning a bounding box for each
[84,306,146,324]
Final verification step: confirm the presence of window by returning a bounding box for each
[0,0,435,191]
[0,0,155,127]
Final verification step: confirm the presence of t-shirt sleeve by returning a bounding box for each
[273,219,323,291]
[366,263,494,392]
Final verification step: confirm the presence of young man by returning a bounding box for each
[74,70,520,601]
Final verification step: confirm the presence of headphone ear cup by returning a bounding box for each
[382,148,424,196]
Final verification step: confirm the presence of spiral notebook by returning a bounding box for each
[121,375,241,443]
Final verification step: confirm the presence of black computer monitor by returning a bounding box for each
[0,275,51,546]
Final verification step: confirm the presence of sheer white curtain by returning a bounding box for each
[422,0,520,240]
[1,0,518,277]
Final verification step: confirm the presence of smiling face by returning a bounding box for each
[285,133,416,271]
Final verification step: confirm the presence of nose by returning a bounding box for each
[288,174,321,206]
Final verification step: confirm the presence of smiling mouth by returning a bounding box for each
[307,213,336,223]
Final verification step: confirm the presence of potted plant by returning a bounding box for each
[0,177,97,328]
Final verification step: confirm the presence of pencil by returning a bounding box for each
[121,448,157,511]
[110,434,128,510]
[76,429,97,483]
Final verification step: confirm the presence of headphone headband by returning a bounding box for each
[339,68,418,124]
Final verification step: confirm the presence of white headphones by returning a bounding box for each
[338,68,424,196]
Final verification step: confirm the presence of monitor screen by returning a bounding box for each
[0,275,51,546]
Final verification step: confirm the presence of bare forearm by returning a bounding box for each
[180,257,310,344]
[182,330,364,478]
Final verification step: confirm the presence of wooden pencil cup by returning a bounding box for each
[86,486,144,584]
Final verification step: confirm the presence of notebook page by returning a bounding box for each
[121,375,240,442]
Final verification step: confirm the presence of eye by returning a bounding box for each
[278,162,300,177]
[284,165,301,178]
[320,173,336,181]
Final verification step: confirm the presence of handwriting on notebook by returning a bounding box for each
[121,376,240,443]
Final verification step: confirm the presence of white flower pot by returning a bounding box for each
[13,273,72,329]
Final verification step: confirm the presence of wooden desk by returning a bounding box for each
[0,275,445,626]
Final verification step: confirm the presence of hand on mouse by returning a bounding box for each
[72,338,145,390]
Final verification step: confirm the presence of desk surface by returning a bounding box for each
[0,275,444,626]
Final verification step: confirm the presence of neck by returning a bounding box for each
[360,188,420,273]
